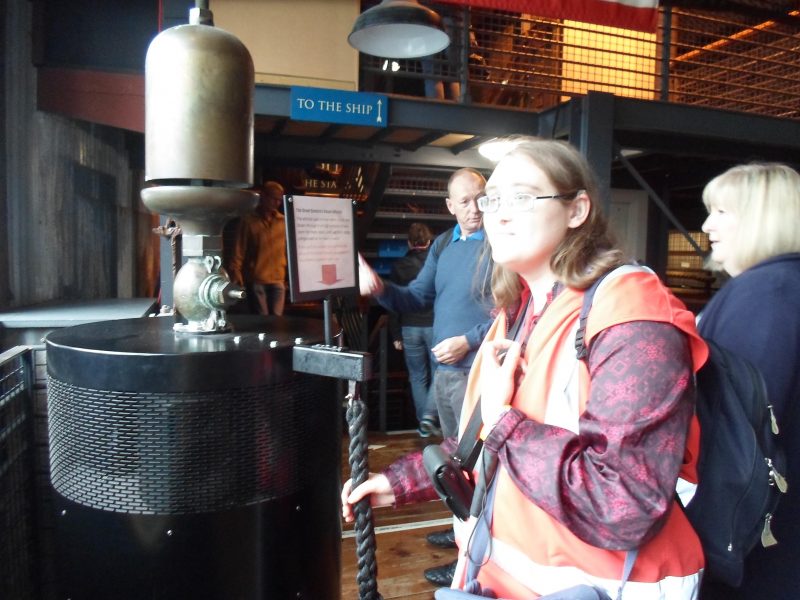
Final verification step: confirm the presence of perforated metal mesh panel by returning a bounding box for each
[47,374,329,514]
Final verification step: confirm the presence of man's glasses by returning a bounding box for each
[477,191,581,213]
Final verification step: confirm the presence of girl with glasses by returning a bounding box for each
[343,138,707,599]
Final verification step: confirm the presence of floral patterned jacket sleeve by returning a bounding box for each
[383,437,459,506]
[483,320,694,550]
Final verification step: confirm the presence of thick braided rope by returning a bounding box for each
[346,396,382,600]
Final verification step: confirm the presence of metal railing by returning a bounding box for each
[668,8,800,119]
[359,4,800,120]
[0,346,38,600]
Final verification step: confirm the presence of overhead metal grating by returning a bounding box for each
[669,9,800,119]
[358,2,800,120]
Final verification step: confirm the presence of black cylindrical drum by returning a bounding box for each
[45,316,339,599]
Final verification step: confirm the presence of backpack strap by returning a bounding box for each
[575,264,653,360]
[452,402,484,471]
[574,273,610,360]
[452,297,531,472]
[430,227,455,261]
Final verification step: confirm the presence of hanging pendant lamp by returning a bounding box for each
[348,0,450,59]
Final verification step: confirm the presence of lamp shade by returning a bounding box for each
[348,0,450,59]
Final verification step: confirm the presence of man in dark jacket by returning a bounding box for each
[389,223,438,437]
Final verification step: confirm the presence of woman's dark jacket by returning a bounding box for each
[698,253,800,599]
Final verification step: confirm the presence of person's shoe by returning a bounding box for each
[424,560,457,587]
[416,426,432,438]
[419,416,442,437]
[426,528,456,549]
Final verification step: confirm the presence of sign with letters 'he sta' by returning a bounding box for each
[290,86,387,128]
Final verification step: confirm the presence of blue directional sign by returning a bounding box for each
[290,86,388,128]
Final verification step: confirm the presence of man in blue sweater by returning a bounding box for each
[358,167,494,586]
[359,167,493,438]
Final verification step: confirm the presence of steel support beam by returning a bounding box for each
[450,135,486,154]
[254,84,538,138]
[404,130,447,151]
[537,100,573,140]
[612,96,800,153]
[615,144,706,257]
[614,129,800,165]
[578,92,615,213]
[659,2,672,102]
[255,136,494,170]
[366,128,397,144]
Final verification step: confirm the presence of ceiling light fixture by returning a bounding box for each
[348,0,450,59]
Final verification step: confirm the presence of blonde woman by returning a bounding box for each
[698,163,800,600]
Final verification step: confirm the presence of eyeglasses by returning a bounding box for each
[477,191,581,213]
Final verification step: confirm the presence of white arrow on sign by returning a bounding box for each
[376,99,383,124]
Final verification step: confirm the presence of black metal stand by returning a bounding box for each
[292,342,380,600]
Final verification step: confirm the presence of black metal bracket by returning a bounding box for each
[292,344,372,382]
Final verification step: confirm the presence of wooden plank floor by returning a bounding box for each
[341,431,457,599]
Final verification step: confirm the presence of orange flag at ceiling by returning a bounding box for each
[433,0,660,32]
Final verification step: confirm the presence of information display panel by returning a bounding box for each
[284,195,358,302]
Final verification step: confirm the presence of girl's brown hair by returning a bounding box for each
[488,138,626,310]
